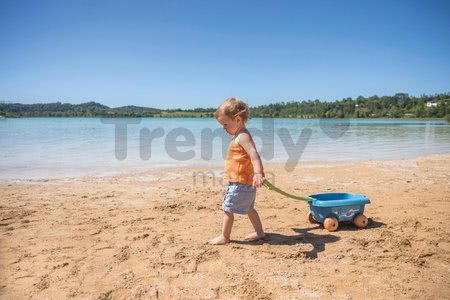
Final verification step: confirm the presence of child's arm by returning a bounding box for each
[236,132,264,188]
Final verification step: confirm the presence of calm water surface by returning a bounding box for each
[0,118,449,180]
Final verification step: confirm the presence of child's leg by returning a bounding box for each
[208,211,234,245]
[245,208,266,241]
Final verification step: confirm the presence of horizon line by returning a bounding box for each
[1,90,449,110]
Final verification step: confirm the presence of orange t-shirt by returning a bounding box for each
[224,138,254,185]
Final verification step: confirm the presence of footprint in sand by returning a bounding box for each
[34,274,50,291]
[114,246,130,262]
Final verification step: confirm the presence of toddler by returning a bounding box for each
[208,98,267,245]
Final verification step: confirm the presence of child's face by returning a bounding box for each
[217,113,243,135]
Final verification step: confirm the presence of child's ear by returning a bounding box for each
[235,115,242,124]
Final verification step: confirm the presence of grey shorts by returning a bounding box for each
[222,182,256,215]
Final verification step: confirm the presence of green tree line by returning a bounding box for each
[0,93,449,119]
[251,93,449,119]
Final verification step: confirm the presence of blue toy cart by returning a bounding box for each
[307,193,370,231]
[262,179,371,232]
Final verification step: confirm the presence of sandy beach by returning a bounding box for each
[1,154,449,299]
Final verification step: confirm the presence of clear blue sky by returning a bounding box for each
[1,0,449,109]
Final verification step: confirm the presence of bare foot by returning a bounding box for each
[244,232,268,242]
[208,235,230,245]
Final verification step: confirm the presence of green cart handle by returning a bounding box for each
[263,179,314,202]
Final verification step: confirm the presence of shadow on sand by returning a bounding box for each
[331,218,386,231]
[233,225,338,259]
[232,218,386,259]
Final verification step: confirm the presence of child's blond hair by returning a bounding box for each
[214,97,250,123]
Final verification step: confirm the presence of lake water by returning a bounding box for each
[0,118,449,181]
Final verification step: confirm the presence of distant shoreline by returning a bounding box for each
[1,92,449,119]
[0,116,448,121]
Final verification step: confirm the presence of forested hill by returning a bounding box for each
[252,93,449,119]
[0,93,449,119]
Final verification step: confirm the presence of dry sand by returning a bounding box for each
[1,155,449,299]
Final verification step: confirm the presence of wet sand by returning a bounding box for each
[1,155,449,299]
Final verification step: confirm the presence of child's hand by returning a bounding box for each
[253,173,264,189]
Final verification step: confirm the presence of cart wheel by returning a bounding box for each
[353,214,368,228]
[324,217,339,232]
[307,212,316,224]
